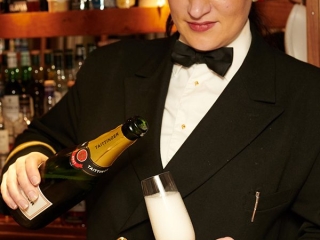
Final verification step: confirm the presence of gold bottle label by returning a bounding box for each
[70,125,134,176]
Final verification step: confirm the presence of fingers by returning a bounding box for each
[1,171,19,210]
[25,152,48,186]
[0,152,48,210]
[216,238,234,240]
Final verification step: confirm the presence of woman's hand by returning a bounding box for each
[217,238,234,240]
[0,152,48,210]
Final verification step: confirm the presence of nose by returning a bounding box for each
[188,0,211,19]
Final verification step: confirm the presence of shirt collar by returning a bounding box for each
[225,19,252,81]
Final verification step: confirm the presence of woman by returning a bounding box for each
[1,0,320,239]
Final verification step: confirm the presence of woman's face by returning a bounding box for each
[168,0,252,51]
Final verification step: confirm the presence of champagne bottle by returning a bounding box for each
[9,116,148,229]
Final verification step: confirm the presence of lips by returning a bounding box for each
[188,22,215,32]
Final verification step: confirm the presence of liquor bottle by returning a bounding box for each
[53,49,66,102]
[39,0,47,11]
[26,0,39,11]
[103,0,115,8]
[64,49,76,88]
[79,0,92,10]
[0,99,9,172]
[29,50,45,118]
[3,51,22,147]
[75,44,86,73]
[87,43,96,57]
[70,0,80,10]
[43,80,55,114]
[20,50,32,95]
[43,50,56,81]
[1,51,9,83]
[1,0,9,12]
[13,93,32,138]
[0,56,5,98]
[116,0,135,8]
[30,50,44,83]
[19,50,33,121]
[92,0,103,10]
[8,116,148,229]
[0,0,5,13]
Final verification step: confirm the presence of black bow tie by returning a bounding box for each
[171,40,233,77]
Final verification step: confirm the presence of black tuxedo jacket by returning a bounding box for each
[5,26,320,239]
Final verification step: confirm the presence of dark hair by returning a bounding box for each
[165,3,269,37]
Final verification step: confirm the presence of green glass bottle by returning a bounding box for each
[8,116,148,230]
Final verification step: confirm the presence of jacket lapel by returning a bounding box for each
[123,34,177,180]
[121,28,285,231]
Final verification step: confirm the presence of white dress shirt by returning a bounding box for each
[160,20,252,168]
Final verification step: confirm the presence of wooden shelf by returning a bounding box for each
[0,6,171,39]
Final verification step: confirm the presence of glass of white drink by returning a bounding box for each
[141,171,195,240]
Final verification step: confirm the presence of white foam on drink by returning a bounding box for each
[145,191,195,240]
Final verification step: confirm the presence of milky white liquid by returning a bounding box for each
[145,191,195,240]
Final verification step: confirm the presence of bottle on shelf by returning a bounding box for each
[79,0,93,10]
[26,0,40,12]
[19,50,34,121]
[13,93,32,138]
[44,50,56,81]
[0,54,6,98]
[1,51,9,83]
[30,50,45,118]
[87,43,97,57]
[19,50,32,95]
[7,116,148,230]
[2,51,21,147]
[39,0,48,11]
[116,0,135,8]
[75,44,86,73]
[53,49,66,102]
[30,50,44,83]
[0,0,5,13]
[43,80,56,114]
[92,0,103,10]
[70,0,79,10]
[64,49,76,89]
[0,99,9,173]
[103,0,116,8]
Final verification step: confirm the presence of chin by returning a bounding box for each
[189,41,219,51]
[183,35,221,51]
